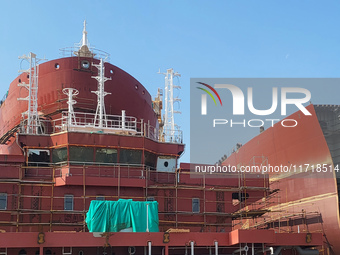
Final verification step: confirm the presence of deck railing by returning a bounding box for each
[20,111,183,144]
[22,162,177,184]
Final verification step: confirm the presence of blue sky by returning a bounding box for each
[1,1,339,163]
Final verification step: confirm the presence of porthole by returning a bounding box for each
[18,78,21,83]
[110,69,114,74]
[135,84,138,90]
[164,161,169,167]
[81,60,90,69]
[27,74,29,78]
[55,63,60,69]
[142,90,145,95]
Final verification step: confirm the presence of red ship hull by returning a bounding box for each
[223,104,340,254]
[0,56,157,143]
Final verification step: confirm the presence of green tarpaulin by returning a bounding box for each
[86,199,159,232]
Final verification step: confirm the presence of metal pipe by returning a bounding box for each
[295,247,319,255]
[191,241,194,255]
[252,243,254,255]
[148,120,150,138]
[122,110,126,130]
[214,241,218,255]
[146,203,149,232]
[148,241,151,255]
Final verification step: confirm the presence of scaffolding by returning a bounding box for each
[228,156,325,239]
[0,162,269,233]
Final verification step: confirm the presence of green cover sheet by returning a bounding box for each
[86,199,159,232]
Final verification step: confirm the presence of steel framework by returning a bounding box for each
[17,52,43,134]
[159,68,181,143]
[92,58,111,128]
[62,88,79,126]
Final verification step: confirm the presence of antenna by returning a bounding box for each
[91,58,111,128]
[81,20,89,47]
[74,20,94,58]
[159,68,181,142]
[17,52,45,134]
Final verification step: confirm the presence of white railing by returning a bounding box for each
[59,47,110,62]
[52,111,137,133]
[18,111,183,144]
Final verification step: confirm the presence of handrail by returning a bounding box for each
[19,111,183,144]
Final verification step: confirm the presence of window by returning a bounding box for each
[0,193,7,210]
[144,151,157,169]
[52,147,67,163]
[18,250,27,255]
[28,149,50,166]
[96,196,105,201]
[192,198,200,213]
[146,197,155,202]
[119,149,142,165]
[95,148,117,163]
[69,146,94,164]
[232,192,249,202]
[64,195,74,211]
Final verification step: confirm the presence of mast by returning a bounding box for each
[74,20,94,58]
[159,68,181,142]
[81,20,89,47]
[63,88,79,126]
[17,52,43,134]
[92,58,111,128]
